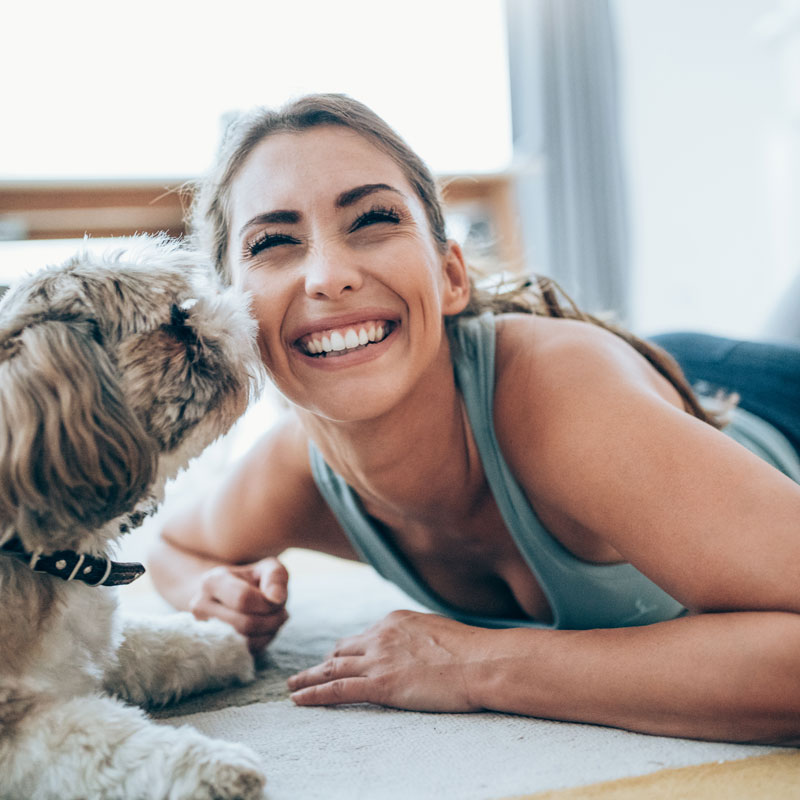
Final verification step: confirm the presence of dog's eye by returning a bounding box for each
[170,304,190,327]
[161,304,196,344]
[86,319,104,344]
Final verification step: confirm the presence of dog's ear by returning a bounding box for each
[0,318,158,547]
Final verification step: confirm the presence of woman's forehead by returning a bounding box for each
[230,127,413,211]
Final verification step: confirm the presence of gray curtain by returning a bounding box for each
[506,0,631,322]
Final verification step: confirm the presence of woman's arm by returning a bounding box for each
[289,607,800,743]
[494,317,800,616]
[479,610,800,744]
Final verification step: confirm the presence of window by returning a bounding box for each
[616,0,800,338]
[2,0,511,179]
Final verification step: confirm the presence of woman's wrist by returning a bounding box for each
[462,627,545,713]
[465,626,577,717]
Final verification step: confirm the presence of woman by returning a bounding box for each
[149,94,800,744]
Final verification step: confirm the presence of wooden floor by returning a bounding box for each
[517,751,800,800]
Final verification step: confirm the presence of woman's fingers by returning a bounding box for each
[207,565,284,615]
[256,557,289,605]
[288,656,374,704]
[326,635,367,659]
[287,656,364,692]
[194,596,288,637]
[290,678,372,706]
[188,560,292,653]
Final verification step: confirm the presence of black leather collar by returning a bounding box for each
[0,533,145,586]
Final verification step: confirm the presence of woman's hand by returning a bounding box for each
[287,610,490,712]
[189,557,289,653]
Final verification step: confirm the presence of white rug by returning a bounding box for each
[126,553,785,799]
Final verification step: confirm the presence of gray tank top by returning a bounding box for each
[308,312,800,630]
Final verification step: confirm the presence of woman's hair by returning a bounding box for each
[188,93,723,428]
[188,93,448,284]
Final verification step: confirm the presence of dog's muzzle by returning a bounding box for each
[0,533,145,586]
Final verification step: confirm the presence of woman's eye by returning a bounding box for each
[246,232,299,257]
[349,207,402,233]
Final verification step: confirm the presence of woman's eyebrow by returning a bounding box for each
[335,183,403,208]
[238,209,300,238]
[238,184,403,238]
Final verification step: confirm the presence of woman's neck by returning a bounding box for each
[296,340,484,523]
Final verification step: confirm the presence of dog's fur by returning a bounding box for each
[0,237,267,799]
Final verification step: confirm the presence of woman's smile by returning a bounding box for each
[297,319,396,356]
[292,319,400,370]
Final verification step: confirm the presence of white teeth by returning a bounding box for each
[303,321,392,356]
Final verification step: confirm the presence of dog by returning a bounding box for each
[0,236,267,799]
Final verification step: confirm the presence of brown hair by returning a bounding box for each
[189,93,448,284]
[189,93,723,428]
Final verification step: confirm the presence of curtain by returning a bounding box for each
[506,0,631,322]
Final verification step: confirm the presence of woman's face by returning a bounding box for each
[227,126,468,420]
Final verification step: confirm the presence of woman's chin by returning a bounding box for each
[292,386,406,424]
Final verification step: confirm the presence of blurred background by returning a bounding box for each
[4,0,800,572]
[2,0,800,342]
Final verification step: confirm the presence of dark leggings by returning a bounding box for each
[649,332,800,457]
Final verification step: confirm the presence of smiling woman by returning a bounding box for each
[148,93,800,745]
[218,122,467,420]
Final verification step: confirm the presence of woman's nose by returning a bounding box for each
[303,245,363,299]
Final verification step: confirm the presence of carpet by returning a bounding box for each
[123,551,794,799]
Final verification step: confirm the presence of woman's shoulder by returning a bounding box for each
[492,313,686,449]
[494,313,681,401]
[495,313,632,393]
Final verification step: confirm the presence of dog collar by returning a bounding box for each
[0,533,145,586]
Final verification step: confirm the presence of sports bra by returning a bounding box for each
[308,312,800,630]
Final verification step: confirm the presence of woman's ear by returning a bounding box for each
[440,240,471,316]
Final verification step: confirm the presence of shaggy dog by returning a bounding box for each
[0,237,267,799]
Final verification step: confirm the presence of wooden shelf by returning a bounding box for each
[0,180,188,240]
[0,172,522,267]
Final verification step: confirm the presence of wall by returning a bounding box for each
[615,0,800,339]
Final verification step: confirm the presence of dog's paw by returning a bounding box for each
[109,613,255,707]
[195,616,257,686]
[170,740,265,800]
